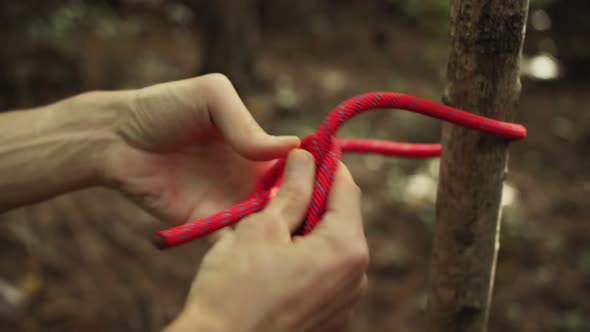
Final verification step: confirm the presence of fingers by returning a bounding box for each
[318,161,364,237]
[236,149,316,241]
[200,73,300,160]
[264,149,316,233]
[294,161,369,282]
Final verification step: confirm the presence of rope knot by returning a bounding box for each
[153,92,526,249]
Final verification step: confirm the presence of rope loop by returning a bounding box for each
[153,92,526,249]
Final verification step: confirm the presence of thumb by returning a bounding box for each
[263,149,316,233]
[232,131,300,161]
[213,105,299,160]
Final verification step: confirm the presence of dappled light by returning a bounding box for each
[0,1,588,331]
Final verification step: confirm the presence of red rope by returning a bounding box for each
[153,92,526,249]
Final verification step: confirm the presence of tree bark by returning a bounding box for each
[427,1,529,331]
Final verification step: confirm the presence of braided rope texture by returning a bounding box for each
[153,92,526,249]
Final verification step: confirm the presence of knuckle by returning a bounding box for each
[203,73,232,90]
[323,239,370,274]
[260,208,281,222]
[343,243,370,272]
[357,275,369,299]
[279,182,309,205]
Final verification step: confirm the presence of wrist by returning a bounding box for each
[0,90,130,210]
[43,90,129,187]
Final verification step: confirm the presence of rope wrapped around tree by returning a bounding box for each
[153,92,526,249]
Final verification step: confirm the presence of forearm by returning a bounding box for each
[0,91,127,212]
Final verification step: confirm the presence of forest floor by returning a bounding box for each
[1,2,589,332]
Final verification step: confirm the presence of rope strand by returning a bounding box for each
[153,92,526,249]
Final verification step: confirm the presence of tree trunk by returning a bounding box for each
[198,0,260,93]
[427,1,529,331]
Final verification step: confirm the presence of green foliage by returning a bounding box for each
[545,310,587,332]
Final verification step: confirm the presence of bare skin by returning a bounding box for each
[0,74,369,332]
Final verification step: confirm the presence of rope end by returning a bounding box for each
[152,232,169,250]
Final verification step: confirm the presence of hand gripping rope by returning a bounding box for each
[153,92,526,249]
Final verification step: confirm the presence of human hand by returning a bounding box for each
[103,74,299,226]
[165,150,369,332]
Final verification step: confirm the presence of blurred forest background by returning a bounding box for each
[0,0,589,331]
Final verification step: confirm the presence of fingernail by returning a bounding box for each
[285,149,314,178]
